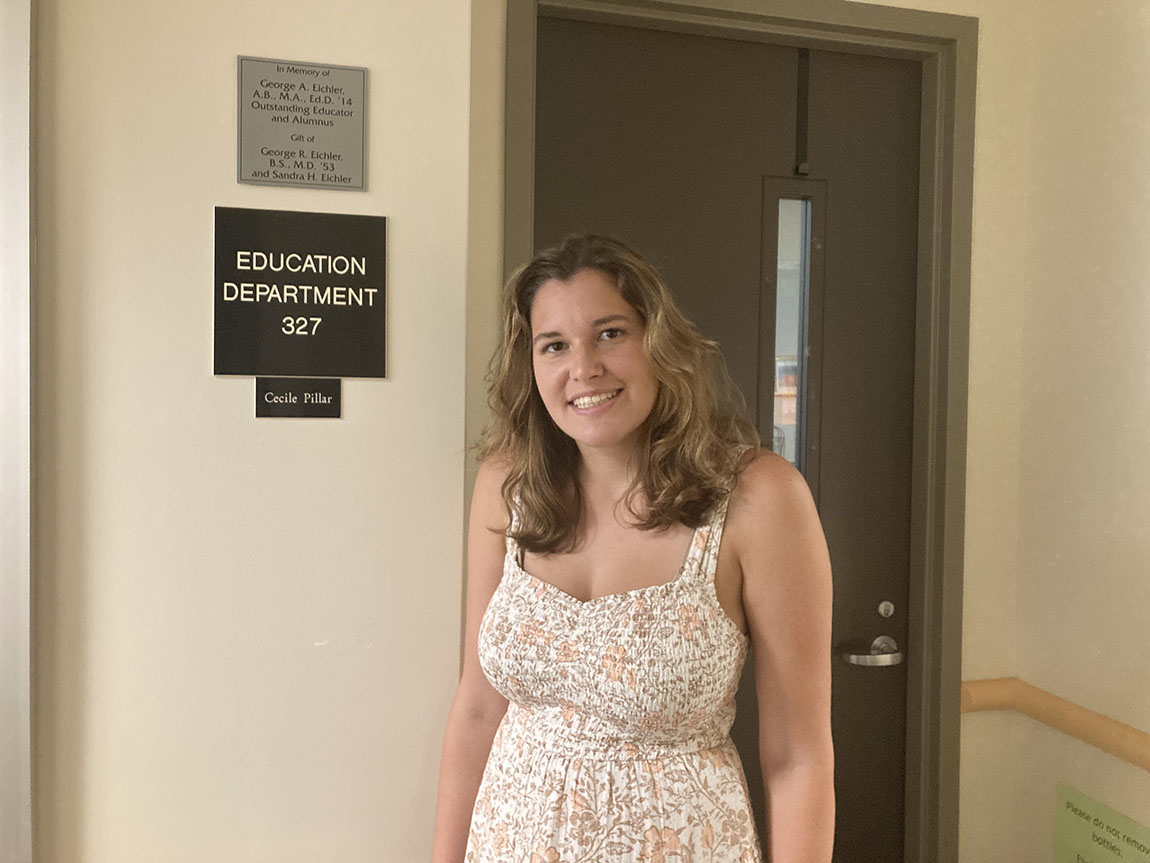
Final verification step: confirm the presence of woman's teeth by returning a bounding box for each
[571,390,620,409]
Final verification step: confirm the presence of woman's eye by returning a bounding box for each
[542,341,566,354]
[600,328,624,341]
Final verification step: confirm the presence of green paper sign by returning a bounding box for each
[1055,785,1150,863]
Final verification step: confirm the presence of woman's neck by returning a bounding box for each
[576,444,643,510]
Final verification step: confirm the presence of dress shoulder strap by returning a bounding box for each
[698,494,731,585]
[506,493,524,566]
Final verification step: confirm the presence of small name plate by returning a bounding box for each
[238,56,367,190]
[256,378,341,418]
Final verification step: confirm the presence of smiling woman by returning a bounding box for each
[431,235,835,863]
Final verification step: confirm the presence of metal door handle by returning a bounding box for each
[838,635,904,667]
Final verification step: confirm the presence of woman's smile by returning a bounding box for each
[569,388,622,410]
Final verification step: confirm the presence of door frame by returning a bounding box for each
[502,2,977,861]
[1,0,34,861]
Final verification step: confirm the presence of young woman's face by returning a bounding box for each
[529,268,659,458]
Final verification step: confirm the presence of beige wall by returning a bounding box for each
[34,0,470,861]
[1016,0,1150,847]
[466,0,507,492]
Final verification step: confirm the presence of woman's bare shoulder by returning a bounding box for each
[475,452,514,489]
[727,448,820,547]
[471,454,514,532]
[731,448,803,502]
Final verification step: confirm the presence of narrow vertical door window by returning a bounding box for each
[774,197,812,470]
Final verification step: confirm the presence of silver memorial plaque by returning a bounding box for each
[238,56,367,191]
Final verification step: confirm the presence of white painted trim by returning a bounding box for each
[0,0,33,859]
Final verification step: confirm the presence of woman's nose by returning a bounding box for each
[570,343,603,380]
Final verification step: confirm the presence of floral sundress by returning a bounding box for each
[466,497,762,863]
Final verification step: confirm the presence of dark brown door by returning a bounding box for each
[534,15,920,863]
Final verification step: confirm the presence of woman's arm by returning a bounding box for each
[735,452,835,863]
[430,460,511,863]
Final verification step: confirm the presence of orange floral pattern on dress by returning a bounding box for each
[519,618,554,646]
[555,640,581,662]
[465,497,761,862]
[601,645,638,690]
[678,604,702,640]
[641,826,683,863]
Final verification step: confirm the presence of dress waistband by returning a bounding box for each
[499,702,733,761]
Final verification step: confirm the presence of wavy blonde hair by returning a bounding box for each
[478,234,760,553]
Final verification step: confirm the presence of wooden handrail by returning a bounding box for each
[961,677,1150,772]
